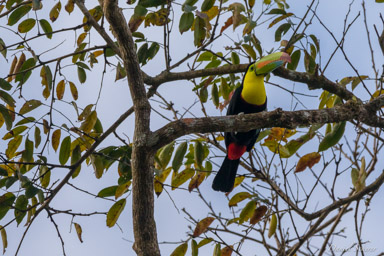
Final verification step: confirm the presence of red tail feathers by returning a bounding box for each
[227,143,247,160]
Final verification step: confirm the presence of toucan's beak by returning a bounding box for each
[254,52,291,75]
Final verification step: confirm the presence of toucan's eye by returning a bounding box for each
[250,66,254,71]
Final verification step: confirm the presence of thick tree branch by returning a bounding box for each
[102,1,159,256]
[149,100,380,150]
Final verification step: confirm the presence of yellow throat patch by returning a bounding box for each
[241,69,266,106]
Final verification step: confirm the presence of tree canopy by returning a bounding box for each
[0,0,384,255]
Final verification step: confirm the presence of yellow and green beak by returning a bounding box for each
[254,52,291,75]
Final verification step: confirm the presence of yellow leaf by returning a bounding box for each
[192,217,215,237]
[233,175,245,189]
[6,135,22,159]
[228,192,251,207]
[106,199,126,227]
[295,152,321,173]
[80,110,97,133]
[69,81,78,100]
[115,181,131,199]
[93,50,104,58]
[51,129,61,152]
[268,213,277,238]
[73,222,83,243]
[77,33,87,46]
[56,80,65,100]
[268,13,293,28]
[170,242,188,256]
[171,168,195,190]
[0,226,7,254]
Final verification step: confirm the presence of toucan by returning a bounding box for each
[212,52,291,192]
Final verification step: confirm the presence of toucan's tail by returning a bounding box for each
[212,156,240,192]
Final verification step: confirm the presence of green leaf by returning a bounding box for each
[194,16,206,47]
[77,67,86,83]
[242,44,256,60]
[25,185,39,198]
[134,4,147,16]
[0,79,12,91]
[275,23,291,42]
[318,121,346,152]
[0,192,16,220]
[267,8,286,15]
[0,105,12,130]
[304,50,316,74]
[213,244,221,256]
[201,0,215,11]
[231,52,240,65]
[0,38,6,58]
[172,142,188,172]
[0,90,15,108]
[138,0,167,8]
[287,50,301,71]
[19,100,42,115]
[147,42,160,60]
[8,5,32,26]
[197,238,213,248]
[211,83,219,107]
[59,136,71,165]
[22,137,34,162]
[15,58,36,85]
[39,19,53,39]
[97,186,118,198]
[91,154,104,179]
[158,142,175,169]
[194,141,204,168]
[137,43,148,65]
[179,12,194,34]
[199,86,208,103]
[71,145,81,178]
[34,127,41,148]
[197,51,213,62]
[18,18,36,33]
[239,200,256,223]
[14,195,28,225]
[39,165,50,188]
[106,199,126,227]
[191,240,198,256]
[170,242,188,256]
[3,126,28,140]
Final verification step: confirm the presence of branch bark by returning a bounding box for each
[101,1,160,255]
[149,99,382,150]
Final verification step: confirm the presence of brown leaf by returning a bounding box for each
[188,172,206,192]
[220,16,233,34]
[221,245,233,256]
[192,217,215,237]
[295,152,321,173]
[250,205,267,224]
